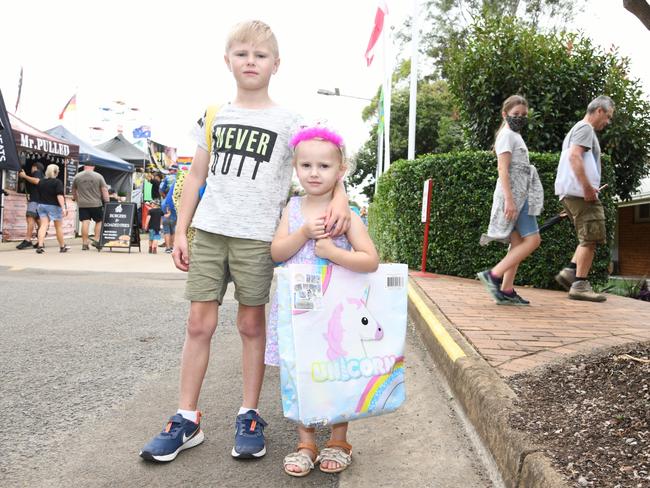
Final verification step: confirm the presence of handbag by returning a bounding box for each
[277,263,408,426]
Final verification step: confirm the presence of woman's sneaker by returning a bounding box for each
[60,246,70,253]
[35,246,45,254]
[499,290,530,306]
[232,410,267,459]
[477,270,504,303]
[16,240,33,250]
[139,413,204,462]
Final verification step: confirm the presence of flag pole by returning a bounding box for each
[407,0,419,161]
[382,20,392,172]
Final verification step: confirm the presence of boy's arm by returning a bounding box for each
[172,147,209,271]
[314,213,379,273]
[325,180,351,237]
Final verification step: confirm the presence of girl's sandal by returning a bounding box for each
[283,442,319,478]
[317,440,352,473]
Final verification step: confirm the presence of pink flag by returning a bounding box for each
[364,3,388,67]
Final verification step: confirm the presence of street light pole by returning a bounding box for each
[316,88,372,102]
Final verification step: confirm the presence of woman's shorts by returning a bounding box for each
[162,217,176,235]
[37,204,63,221]
[148,229,161,241]
[26,201,39,218]
[515,199,539,238]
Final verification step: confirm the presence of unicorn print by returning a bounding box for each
[323,285,384,361]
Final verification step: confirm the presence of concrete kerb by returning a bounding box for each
[408,279,569,488]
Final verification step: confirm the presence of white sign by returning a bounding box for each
[421,179,431,223]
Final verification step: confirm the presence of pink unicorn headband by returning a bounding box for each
[289,125,345,150]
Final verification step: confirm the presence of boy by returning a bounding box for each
[140,20,350,463]
[145,199,163,254]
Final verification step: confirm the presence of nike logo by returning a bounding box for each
[182,429,198,443]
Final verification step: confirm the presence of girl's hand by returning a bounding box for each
[314,237,337,260]
[504,198,517,221]
[302,217,329,240]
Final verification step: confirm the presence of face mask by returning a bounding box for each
[506,115,528,132]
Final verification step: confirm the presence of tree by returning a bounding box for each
[624,0,650,29]
[349,79,464,201]
[444,16,650,199]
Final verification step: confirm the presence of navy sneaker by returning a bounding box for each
[477,270,504,302]
[498,290,530,306]
[139,413,204,462]
[231,410,267,459]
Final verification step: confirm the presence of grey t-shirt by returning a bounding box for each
[191,104,302,242]
[562,121,601,172]
[71,170,107,208]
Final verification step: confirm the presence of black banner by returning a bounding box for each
[0,89,21,171]
[99,202,140,252]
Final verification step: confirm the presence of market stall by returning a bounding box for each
[1,113,79,242]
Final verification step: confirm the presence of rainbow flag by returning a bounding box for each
[58,94,76,120]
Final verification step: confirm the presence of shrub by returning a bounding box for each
[369,151,616,288]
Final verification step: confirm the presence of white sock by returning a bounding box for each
[238,406,259,415]
[176,409,199,423]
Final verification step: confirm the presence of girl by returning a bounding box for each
[266,126,379,477]
[478,95,543,305]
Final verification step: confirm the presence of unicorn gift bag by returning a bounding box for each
[276,263,408,426]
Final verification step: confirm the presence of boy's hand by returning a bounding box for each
[172,233,190,272]
[302,217,329,240]
[314,237,337,260]
[325,203,351,237]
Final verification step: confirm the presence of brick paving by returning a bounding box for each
[410,272,650,377]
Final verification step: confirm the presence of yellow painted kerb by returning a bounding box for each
[408,282,466,362]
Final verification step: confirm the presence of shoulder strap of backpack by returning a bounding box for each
[205,104,223,153]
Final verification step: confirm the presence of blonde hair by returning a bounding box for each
[226,20,279,58]
[45,164,59,179]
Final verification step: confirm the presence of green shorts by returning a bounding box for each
[561,196,606,246]
[184,229,275,305]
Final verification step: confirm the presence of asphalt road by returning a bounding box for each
[1,268,502,487]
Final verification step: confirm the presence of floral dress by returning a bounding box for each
[265,196,351,366]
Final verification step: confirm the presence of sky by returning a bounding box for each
[1,0,649,161]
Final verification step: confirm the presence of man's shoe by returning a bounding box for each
[82,244,90,251]
[16,240,33,250]
[568,280,606,302]
[555,267,576,291]
[91,240,102,250]
[232,410,267,459]
[35,246,45,254]
[60,246,70,253]
[139,414,204,462]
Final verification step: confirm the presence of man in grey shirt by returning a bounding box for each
[71,164,109,250]
[554,96,614,302]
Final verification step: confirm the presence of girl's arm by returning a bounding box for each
[497,151,517,221]
[314,213,379,273]
[271,206,307,262]
[271,204,330,262]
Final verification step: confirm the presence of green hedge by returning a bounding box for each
[369,151,616,289]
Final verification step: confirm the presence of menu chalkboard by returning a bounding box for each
[65,160,78,194]
[99,202,141,252]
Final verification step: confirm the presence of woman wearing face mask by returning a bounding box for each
[477,95,544,305]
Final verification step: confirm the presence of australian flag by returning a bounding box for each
[132,125,151,139]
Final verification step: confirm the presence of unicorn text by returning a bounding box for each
[311,355,397,383]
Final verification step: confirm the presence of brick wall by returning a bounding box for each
[618,205,650,276]
[2,191,77,242]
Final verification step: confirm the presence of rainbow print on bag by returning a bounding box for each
[277,263,408,426]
